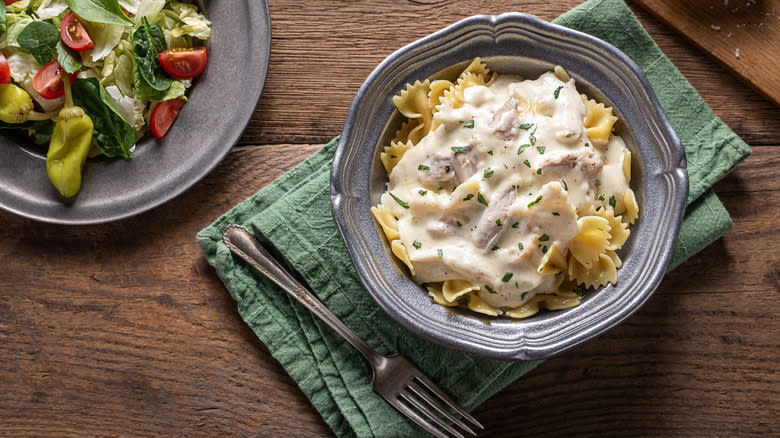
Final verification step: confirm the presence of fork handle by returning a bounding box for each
[222,224,385,369]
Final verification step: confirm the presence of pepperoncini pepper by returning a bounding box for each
[46,78,94,198]
[0,83,35,124]
[0,83,56,124]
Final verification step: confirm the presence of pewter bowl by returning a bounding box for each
[330,13,687,360]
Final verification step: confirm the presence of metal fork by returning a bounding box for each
[222,224,484,438]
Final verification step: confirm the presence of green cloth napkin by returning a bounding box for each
[196,0,751,436]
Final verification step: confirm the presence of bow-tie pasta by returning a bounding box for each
[371,58,638,319]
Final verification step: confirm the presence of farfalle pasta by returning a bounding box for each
[372,58,638,318]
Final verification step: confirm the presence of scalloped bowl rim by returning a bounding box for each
[331,13,688,360]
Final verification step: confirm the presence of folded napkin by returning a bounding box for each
[197,0,751,436]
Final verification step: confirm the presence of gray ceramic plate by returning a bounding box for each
[331,13,688,360]
[0,0,270,224]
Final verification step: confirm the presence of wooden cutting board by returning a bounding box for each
[631,0,780,106]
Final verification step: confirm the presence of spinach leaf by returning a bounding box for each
[16,21,60,65]
[134,75,186,102]
[71,77,135,159]
[132,18,171,96]
[56,41,82,74]
[65,0,133,26]
[0,119,55,136]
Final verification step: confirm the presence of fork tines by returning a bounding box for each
[394,374,484,438]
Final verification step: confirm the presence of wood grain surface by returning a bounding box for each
[632,0,780,106]
[1,1,778,437]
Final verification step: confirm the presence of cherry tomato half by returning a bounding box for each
[3,1,20,5]
[0,53,11,84]
[150,98,186,139]
[60,11,95,51]
[158,47,207,80]
[32,61,76,100]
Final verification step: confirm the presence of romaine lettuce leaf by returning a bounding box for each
[118,0,141,15]
[1,12,35,50]
[1,3,7,39]
[6,1,32,14]
[134,0,164,24]
[168,2,210,40]
[83,21,125,63]
[35,0,68,21]
[104,84,145,131]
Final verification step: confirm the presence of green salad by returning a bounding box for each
[0,0,210,198]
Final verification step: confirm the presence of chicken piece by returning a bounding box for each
[451,146,479,183]
[489,97,520,140]
[472,190,517,250]
[419,154,455,186]
[537,149,603,178]
[426,220,460,237]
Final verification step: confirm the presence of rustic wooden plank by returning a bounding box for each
[1,141,777,436]
[631,0,780,107]
[1,0,778,437]
[237,1,778,148]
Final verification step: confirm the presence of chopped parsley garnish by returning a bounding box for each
[451,145,472,154]
[437,248,443,258]
[518,242,524,250]
[584,142,590,147]
[413,240,422,249]
[523,159,531,168]
[562,179,568,191]
[418,189,427,196]
[521,292,529,300]
[457,298,469,305]
[573,289,584,296]
[456,220,462,227]
[495,218,502,226]
[536,168,542,175]
[517,144,530,155]
[519,123,534,130]
[462,193,474,201]
[529,126,538,145]
[418,164,430,171]
[553,85,564,99]
[552,212,560,216]
[501,272,513,282]
[462,119,475,129]
[491,245,500,251]
[483,168,494,178]
[536,146,545,154]
[389,192,409,209]
[598,195,605,201]
[477,193,489,206]
[527,195,543,208]
[445,165,451,172]
[539,233,550,242]
[609,195,617,208]
[541,245,548,254]
[511,222,519,228]
[484,285,497,294]
[565,132,576,138]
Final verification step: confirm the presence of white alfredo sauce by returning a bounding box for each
[380,72,630,308]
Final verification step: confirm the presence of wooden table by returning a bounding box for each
[1,1,777,436]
